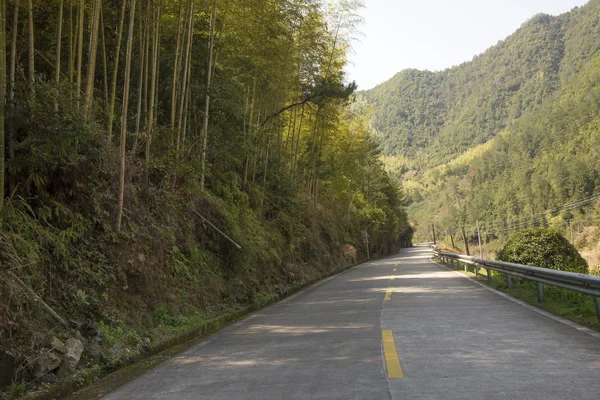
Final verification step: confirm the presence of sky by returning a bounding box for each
[346,0,590,90]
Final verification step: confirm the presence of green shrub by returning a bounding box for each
[8,380,27,399]
[498,228,588,273]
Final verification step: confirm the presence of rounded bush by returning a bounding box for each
[498,228,588,274]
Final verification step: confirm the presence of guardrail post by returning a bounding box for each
[486,268,492,283]
[506,274,512,290]
[464,262,467,273]
[475,265,479,277]
[536,282,544,303]
[595,297,600,321]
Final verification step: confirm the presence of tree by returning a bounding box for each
[200,0,216,190]
[145,0,161,175]
[27,0,34,90]
[0,0,6,209]
[498,228,588,274]
[84,0,103,116]
[116,0,137,232]
[107,0,127,139]
[75,0,84,98]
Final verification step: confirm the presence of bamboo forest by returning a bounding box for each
[0,0,412,396]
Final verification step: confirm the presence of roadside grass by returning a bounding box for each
[434,258,600,332]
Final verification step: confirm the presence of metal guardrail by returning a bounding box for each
[433,250,600,320]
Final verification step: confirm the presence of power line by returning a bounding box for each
[479,192,600,233]
[436,191,600,239]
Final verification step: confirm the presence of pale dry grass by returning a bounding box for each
[580,233,600,274]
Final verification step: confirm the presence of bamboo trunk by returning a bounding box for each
[9,0,17,102]
[176,0,193,153]
[291,105,305,183]
[134,5,146,145]
[243,79,256,186]
[68,0,73,91]
[100,7,109,111]
[84,0,102,116]
[8,0,18,187]
[55,0,64,86]
[54,0,64,111]
[142,2,150,119]
[170,0,184,137]
[0,0,6,208]
[200,0,217,190]
[27,0,34,90]
[146,0,161,168]
[116,0,137,232]
[75,0,83,100]
[9,272,69,328]
[107,0,127,139]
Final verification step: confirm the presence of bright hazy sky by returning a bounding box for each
[346,0,589,90]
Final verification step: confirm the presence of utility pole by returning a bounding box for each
[432,223,436,246]
[476,220,483,258]
[568,220,574,244]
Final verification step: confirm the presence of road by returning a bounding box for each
[99,246,600,399]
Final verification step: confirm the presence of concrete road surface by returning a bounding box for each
[98,246,600,399]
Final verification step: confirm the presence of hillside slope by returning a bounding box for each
[362,0,600,263]
[364,0,600,169]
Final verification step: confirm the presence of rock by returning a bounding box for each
[85,342,102,359]
[142,337,151,350]
[75,330,86,344]
[57,338,84,378]
[138,253,146,263]
[39,373,58,385]
[34,351,62,378]
[47,336,66,354]
[107,342,126,359]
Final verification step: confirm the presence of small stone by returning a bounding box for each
[75,330,86,344]
[39,373,58,385]
[47,337,66,354]
[85,342,102,359]
[138,253,146,262]
[34,351,62,378]
[57,338,84,378]
[142,337,151,350]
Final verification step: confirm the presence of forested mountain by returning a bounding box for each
[0,0,412,393]
[362,0,600,263]
[364,0,600,168]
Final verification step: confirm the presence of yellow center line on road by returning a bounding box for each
[384,289,392,301]
[393,268,396,272]
[382,330,404,379]
[390,276,395,281]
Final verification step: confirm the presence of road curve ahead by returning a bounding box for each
[100,247,600,400]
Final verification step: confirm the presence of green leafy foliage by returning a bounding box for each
[363,2,600,167]
[498,228,588,273]
[361,0,600,250]
[0,1,411,393]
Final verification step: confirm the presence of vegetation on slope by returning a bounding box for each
[364,0,600,169]
[498,228,588,274]
[361,0,600,269]
[0,0,412,395]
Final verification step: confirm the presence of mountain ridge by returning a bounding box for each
[363,0,600,170]
[361,0,600,254]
